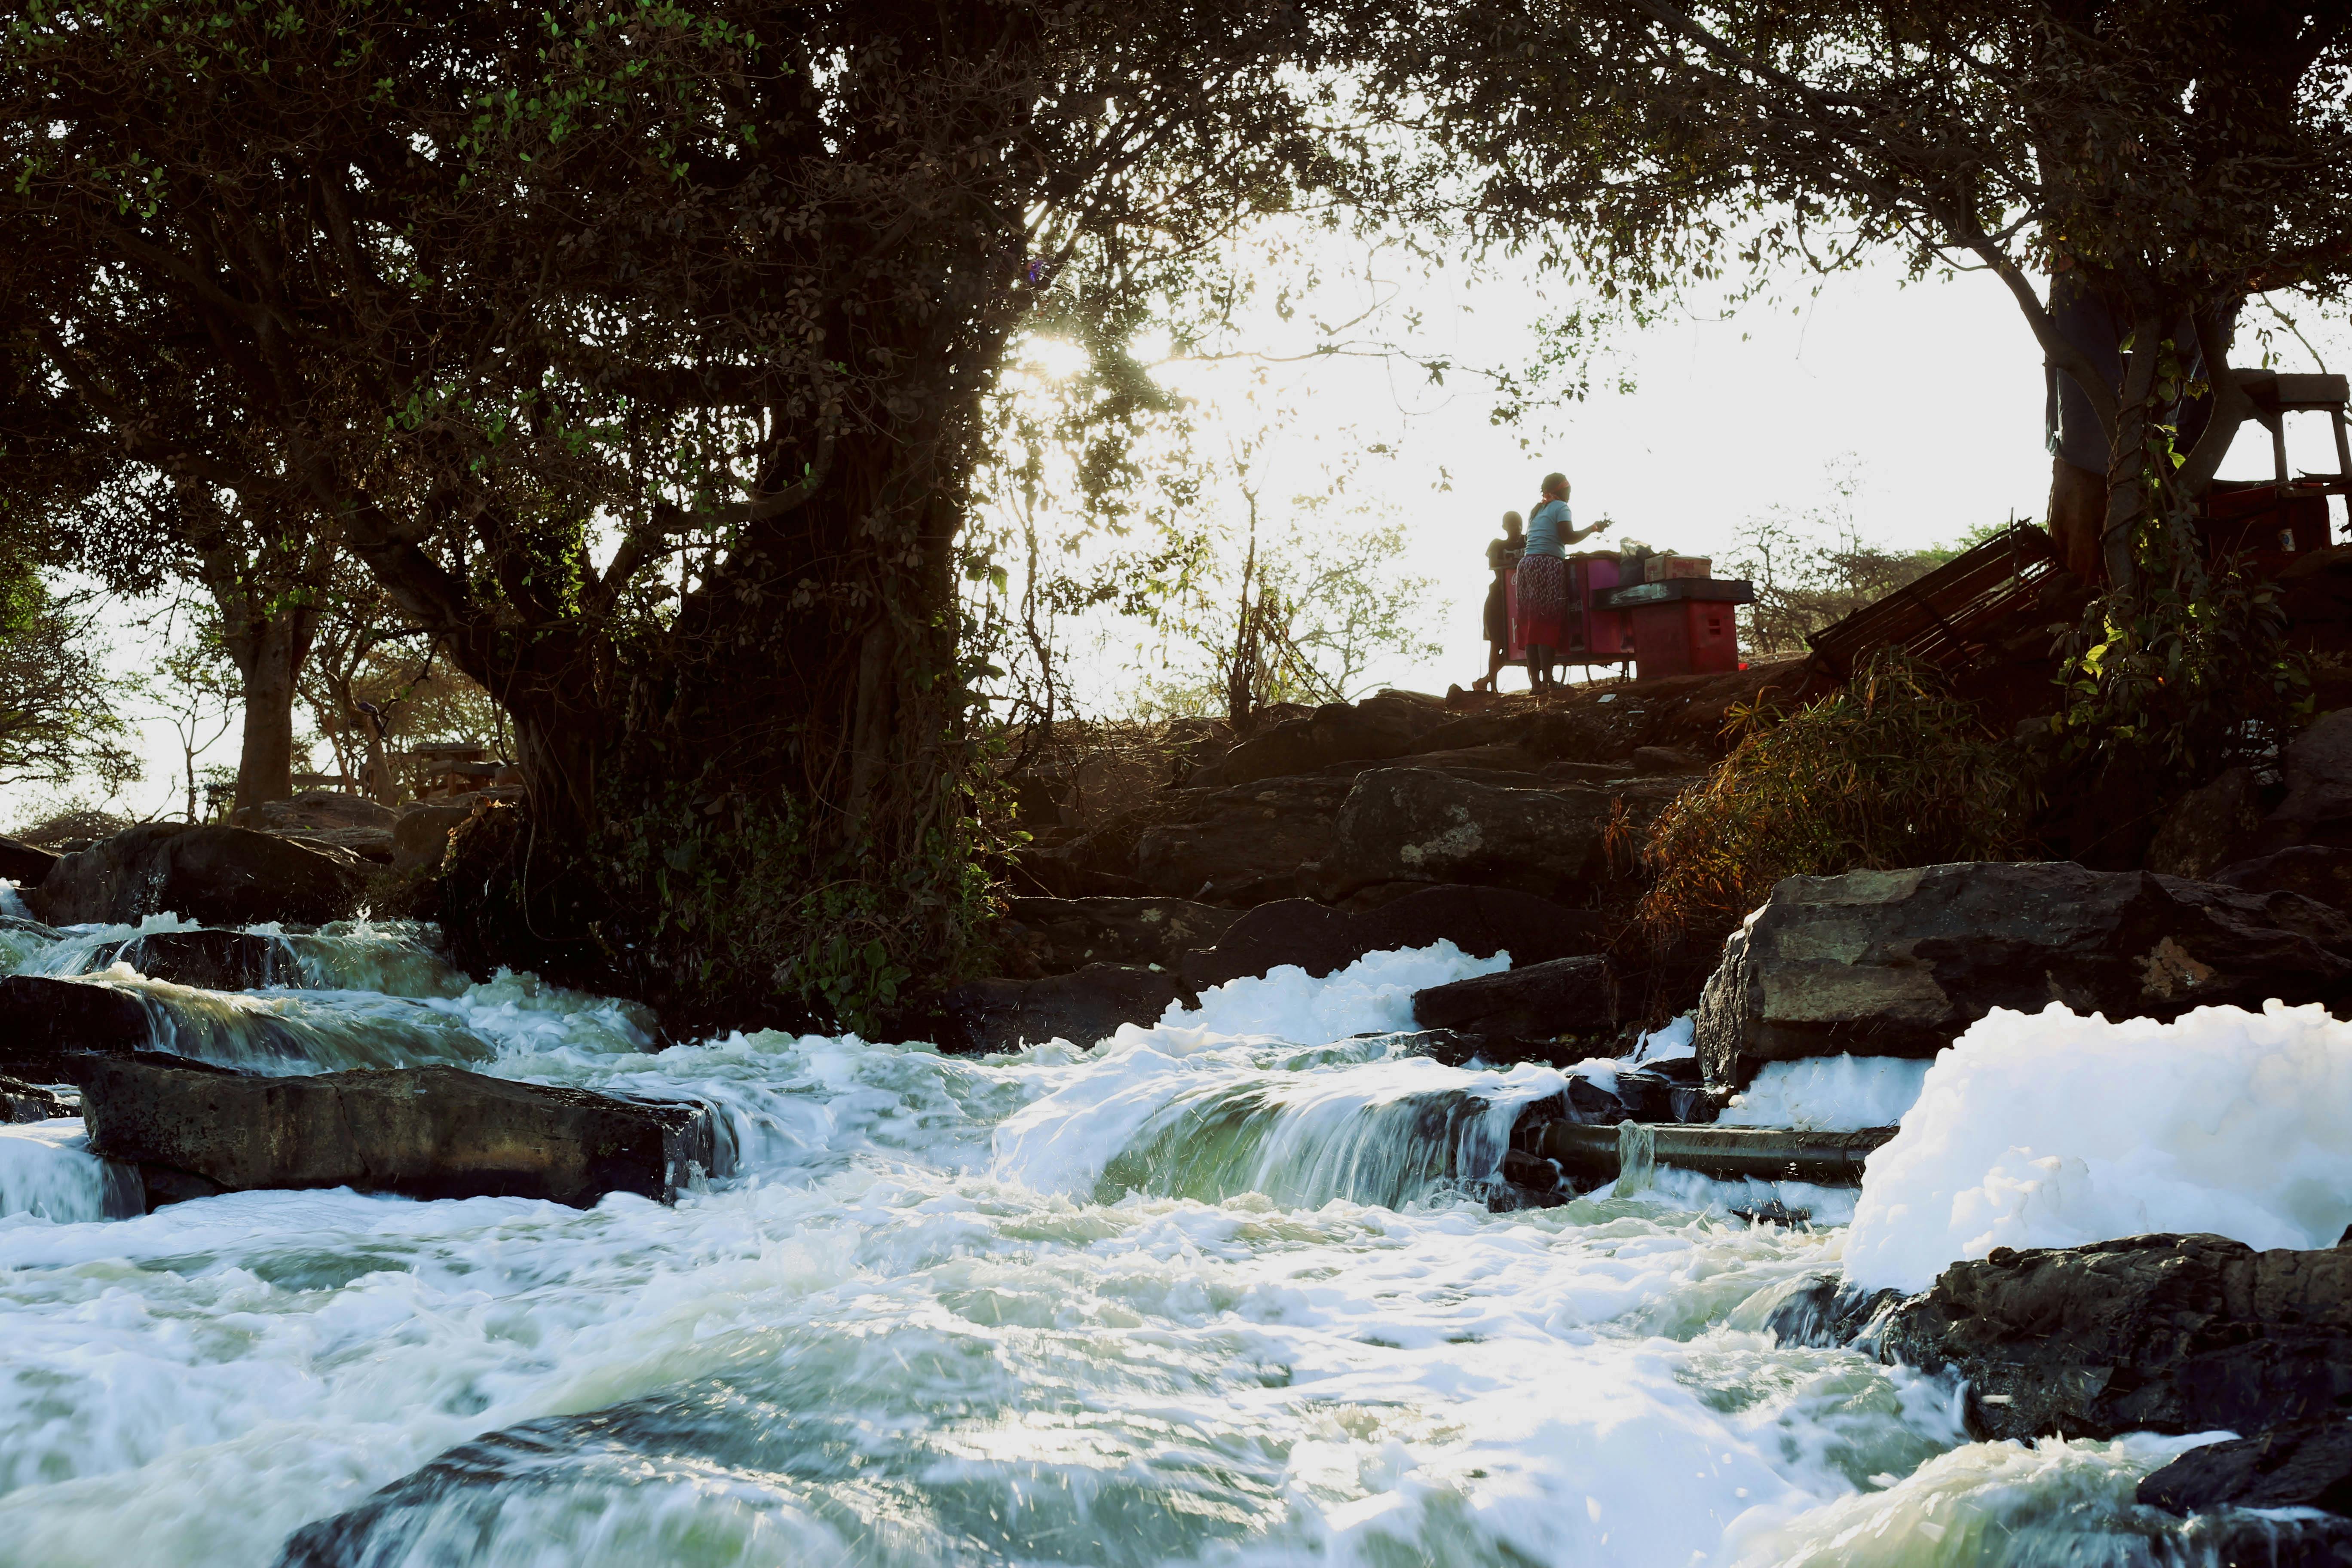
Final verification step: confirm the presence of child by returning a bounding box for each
[1474,511,1524,692]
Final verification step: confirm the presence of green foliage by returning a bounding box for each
[2054,548,2308,783]
[1630,651,2039,941]
[602,778,998,1035]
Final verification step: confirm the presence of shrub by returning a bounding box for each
[1628,650,2040,941]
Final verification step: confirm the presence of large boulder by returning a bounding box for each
[1877,1234,2352,1442]
[1133,774,1354,903]
[1694,862,2352,1087]
[2144,767,2266,879]
[81,1055,720,1208]
[912,963,1185,1054]
[392,803,474,873]
[998,896,1240,977]
[1299,768,1665,903]
[28,823,364,927]
[2266,707,2352,848]
[2137,1418,2352,1519]
[1189,693,1450,788]
[0,834,58,888]
[243,791,398,863]
[1410,954,1617,1054]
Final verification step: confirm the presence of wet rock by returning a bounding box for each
[913,963,1185,1054]
[28,823,364,928]
[0,1075,72,1122]
[1695,862,2352,1088]
[392,803,474,873]
[81,1055,720,1207]
[100,928,298,989]
[998,896,1240,977]
[1176,898,1358,988]
[1298,769,1630,903]
[1191,693,1450,788]
[1876,1234,2352,1442]
[2266,708,2352,848]
[2211,845,2352,911]
[0,834,58,888]
[1411,954,1617,1049]
[2146,767,2266,879]
[2137,1418,2352,1518]
[0,974,153,1081]
[1758,1272,1902,1348]
[1133,774,1353,904]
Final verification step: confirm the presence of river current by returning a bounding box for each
[0,913,2236,1567]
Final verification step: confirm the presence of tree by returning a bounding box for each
[146,616,241,823]
[0,559,137,795]
[1382,2,2352,585]
[1,0,1370,1023]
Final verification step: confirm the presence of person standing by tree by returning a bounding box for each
[1517,473,1608,691]
[1473,510,1524,692]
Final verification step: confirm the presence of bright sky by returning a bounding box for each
[1071,249,2352,705]
[9,249,2348,828]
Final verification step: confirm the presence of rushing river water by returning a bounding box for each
[0,913,2244,1567]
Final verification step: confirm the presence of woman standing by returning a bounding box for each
[1517,472,1609,691]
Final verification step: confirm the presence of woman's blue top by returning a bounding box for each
[1523,499,1573,558]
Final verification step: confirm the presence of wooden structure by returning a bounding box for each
[1805,524,2060,681]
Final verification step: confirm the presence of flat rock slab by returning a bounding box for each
[1877,1233,2352,1443]
[1411,954,1617,1047]
[28,823,364,927]
[0,974,155,1081]
[915,963,1185,1054]
[96,928,299,990]
[81,1055,719,1207]
[1695,861,2352,1087]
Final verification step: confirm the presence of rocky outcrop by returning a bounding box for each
[0,834,58,888]
[1877,1234,2352,1443]
[392,803,474,873]
[1188,693,1451,787]
[1298,768,1663,903]
[1410,954,1617,1057]
[28,824,364,928]
[913,963,1185,1053]
[1132,774,1354,903]
[1695,862,2352,1087]
[2137,1418,2352,1518]
[998,896,1239,977]
[0,974,154,1080]
[81,1055,720,1207]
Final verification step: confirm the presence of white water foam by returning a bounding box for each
[1719,1056,1933,1132]
[1846,1001,2352,1293]
[0,919,2302,1566]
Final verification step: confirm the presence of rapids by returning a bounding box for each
[0,916,2254,1566]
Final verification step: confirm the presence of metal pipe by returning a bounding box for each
[1525,1121,1897,1187]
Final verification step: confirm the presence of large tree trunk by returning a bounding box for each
[224,606,318,813]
